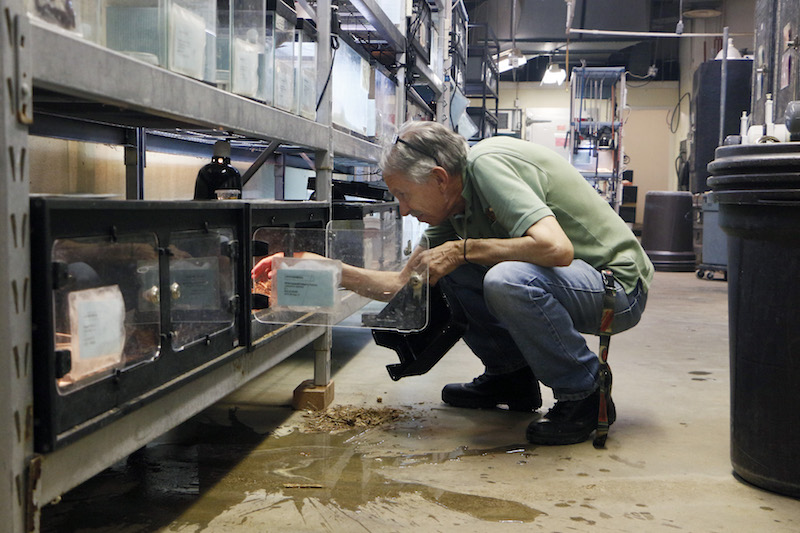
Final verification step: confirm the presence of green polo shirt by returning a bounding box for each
[424,136,653,294]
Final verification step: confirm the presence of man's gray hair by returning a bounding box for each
[380,121,469,184]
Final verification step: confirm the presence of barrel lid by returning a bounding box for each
[708,172,800,189]
[711,188,800,205]
[708,143,800,176]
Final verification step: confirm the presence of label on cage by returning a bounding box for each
[67,285,125,380]
[169,3,207,79]
[233,37,260,97]
[273,257,341,310]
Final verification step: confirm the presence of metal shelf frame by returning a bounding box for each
[31,23,332,152]
[568,66,627,210]
[0,0,426,530]
[405,0,450,123]
[2,0,457,529]
[463,22,499,140]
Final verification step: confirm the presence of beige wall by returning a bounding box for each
[29,137,127,197]
[29,136,214,200]
[498,81,680,224]
[495,0,757,224]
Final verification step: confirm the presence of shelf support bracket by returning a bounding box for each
[11,12,32,125]
[124,128,146,199]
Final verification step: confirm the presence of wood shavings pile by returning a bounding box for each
[301,404,408,433]
[253,279,271,296]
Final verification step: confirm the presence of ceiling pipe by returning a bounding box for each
[568,28,751,38]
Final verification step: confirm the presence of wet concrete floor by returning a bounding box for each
[41,272,800,532]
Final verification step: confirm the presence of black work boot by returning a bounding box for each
[442,366,542,412]
[525,390,615,445]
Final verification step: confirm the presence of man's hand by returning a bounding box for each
[406,216,574,286]
[406,241,463,285]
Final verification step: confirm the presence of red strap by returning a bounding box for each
[594,269,616,449]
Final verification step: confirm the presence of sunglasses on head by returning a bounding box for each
[393,134,441,167]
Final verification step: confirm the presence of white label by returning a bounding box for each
[69,285,126,362]
[272,257,341,310]
[232,38,260,97]
[169,2,206,79]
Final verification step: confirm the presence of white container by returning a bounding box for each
[230,0,267,99]
[169,0,216,82]
[216,0,232,88]
[295,19,317,120]
[374,0,404,27]
[104,0,216,83]
[332,41,370,135]
[374,68,397,143]
[268,0,297,112]
[29,0,101,39]
[105,0,166,66]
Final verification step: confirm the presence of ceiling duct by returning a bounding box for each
[469,0,651,43]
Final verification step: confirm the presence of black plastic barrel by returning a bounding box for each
[708,142,800,498]
[641,191,696,271]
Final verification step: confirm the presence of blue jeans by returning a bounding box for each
[438,260,648,400]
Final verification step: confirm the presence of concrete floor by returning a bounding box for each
[42,271,800,532]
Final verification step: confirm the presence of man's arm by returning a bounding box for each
[465,215,574,267]
[409,215,574,285]
[252,251,415,302]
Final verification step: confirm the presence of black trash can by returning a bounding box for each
[641,191,696,271]
[708,143,800,498]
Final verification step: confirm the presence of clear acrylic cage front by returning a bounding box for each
[51,234,162,394]
[252,222,429,332]
[168,228,238,351]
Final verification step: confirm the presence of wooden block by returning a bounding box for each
[292,379,335,411]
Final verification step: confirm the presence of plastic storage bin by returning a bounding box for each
[295,18,317,120]
[216,0,232,88]
[105,0,167,66]
[104,0,216,83]
[332,41,370,135]
[230,0,268,99]
[375,0,404,27]
[268,0,297,112]
[170,0,216,82]
[29,0,102,40]
[373,68,397,143]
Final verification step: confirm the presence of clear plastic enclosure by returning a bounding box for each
[168,0,217,82]
[230,0,267,98]
[168,228,238,351]
[295,22,317,120]
[51,234,161,393]
[270,8,296,112]
[105,0,167,66]
[252,223,429,332]
[374,68,398,144]
[332,42,370,135]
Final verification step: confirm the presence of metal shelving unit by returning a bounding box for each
[0,0,438,530]
[18,4,342,525]
[404,0,448,122]
[31,24,332,151]
[463,22,499,141]
[568,66,627,210]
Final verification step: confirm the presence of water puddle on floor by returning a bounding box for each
[41,408,544,531]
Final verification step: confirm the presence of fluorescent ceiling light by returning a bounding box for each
[540,63,567,86]
[497,48,528,73]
